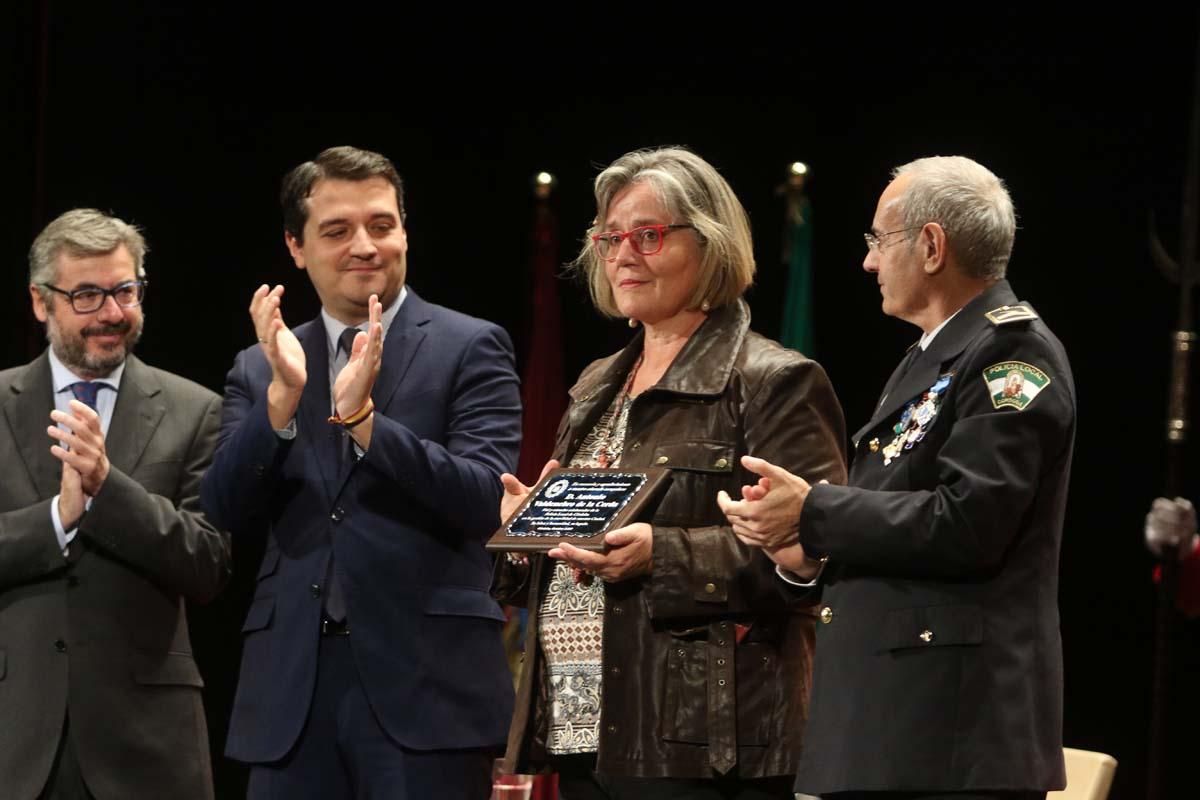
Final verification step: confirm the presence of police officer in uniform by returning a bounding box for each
[720,156,1075,800]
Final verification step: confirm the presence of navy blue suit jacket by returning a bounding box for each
[201,289,520,763]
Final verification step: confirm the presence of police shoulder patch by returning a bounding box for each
[982,361,1051,410]
[984,304,1039,326]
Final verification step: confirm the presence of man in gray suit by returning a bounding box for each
[0,209,231,799]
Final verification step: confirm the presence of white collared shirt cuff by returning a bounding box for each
[775,564,819,587]
[50,493,90,555]
[275,418,297,440]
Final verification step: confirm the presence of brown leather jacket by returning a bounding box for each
[494,299,847,779]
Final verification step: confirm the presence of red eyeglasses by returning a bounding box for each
[591,224,694,260]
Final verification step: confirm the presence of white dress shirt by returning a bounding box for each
[274,286,407,445]
[47,349,125,553]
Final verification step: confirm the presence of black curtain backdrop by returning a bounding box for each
[8,6,1200,798]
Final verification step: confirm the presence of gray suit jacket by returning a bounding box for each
[0,351,231,800]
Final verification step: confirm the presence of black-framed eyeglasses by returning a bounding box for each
[41,280,147,313]
[863,227,922,251]
[591,224,694,260]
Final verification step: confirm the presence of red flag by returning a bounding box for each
[508,179,564,800]
[516,180,567,484]
[506,179,564,800]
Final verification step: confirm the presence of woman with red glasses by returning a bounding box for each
[493,146,847,799]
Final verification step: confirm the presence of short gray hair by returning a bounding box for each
[891,156,1015,280]
[575,146,756,318]
[29,209,148,302]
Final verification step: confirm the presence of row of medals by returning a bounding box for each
[871,373,954,467]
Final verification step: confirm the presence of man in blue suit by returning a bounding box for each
[201,146,521,799]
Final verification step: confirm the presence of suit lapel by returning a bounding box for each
[372,290,429,415]
[871,342,920,411]
[106,355,166,474]
[853,281,1019,446]
[3,353,60,498]
[558,330,644,463]
[854,353,943,445]
[313,290,431,492]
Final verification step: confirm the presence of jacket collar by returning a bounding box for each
[5,352,58,496]
[105,353,166,475]
[855,280,1018,444]
[919,279,1017,368]
[567,298,752,404]
[297,287,432,493]
[4,351,164,497]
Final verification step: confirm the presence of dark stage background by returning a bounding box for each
[6,6,1200,798]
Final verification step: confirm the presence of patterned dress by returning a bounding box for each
[538,360,638,755]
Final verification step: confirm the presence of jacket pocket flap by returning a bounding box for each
[134,652,204,687]
[883,604,983,651]
[652,440,735,473]
[256,547,281,580]
[241,595,276,633]
[424,586,507,621]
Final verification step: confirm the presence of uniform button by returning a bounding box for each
[655,456,669,465]
[310,584,322,598]
[610,666,620,676]
[820,606,834,624]
[54,639,67,653]
[714,457,729,469]
[630,441,641,450]
[254,464,266,477]
[919,629,934,643]
[66,575,79,588]
[704,582,717,594]
[607,724,617,734]
[611,604,623,614]
[330,507,344,522]
[717,640,726,647]
[718,679,726,687]
[677,649,686,657]
[717,658,726,667]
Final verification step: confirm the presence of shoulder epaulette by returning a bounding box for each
[984,303,1039,326]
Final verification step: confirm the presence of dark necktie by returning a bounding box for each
[323,327,360,623]
[333,327,362,468]
[877,344,924,413]
[336,327,359,371]
[898,342,924,379]
[69,381,100,411]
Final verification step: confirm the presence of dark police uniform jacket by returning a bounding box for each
[793,280,1074,795]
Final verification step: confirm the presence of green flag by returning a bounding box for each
[780,192,814,355]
